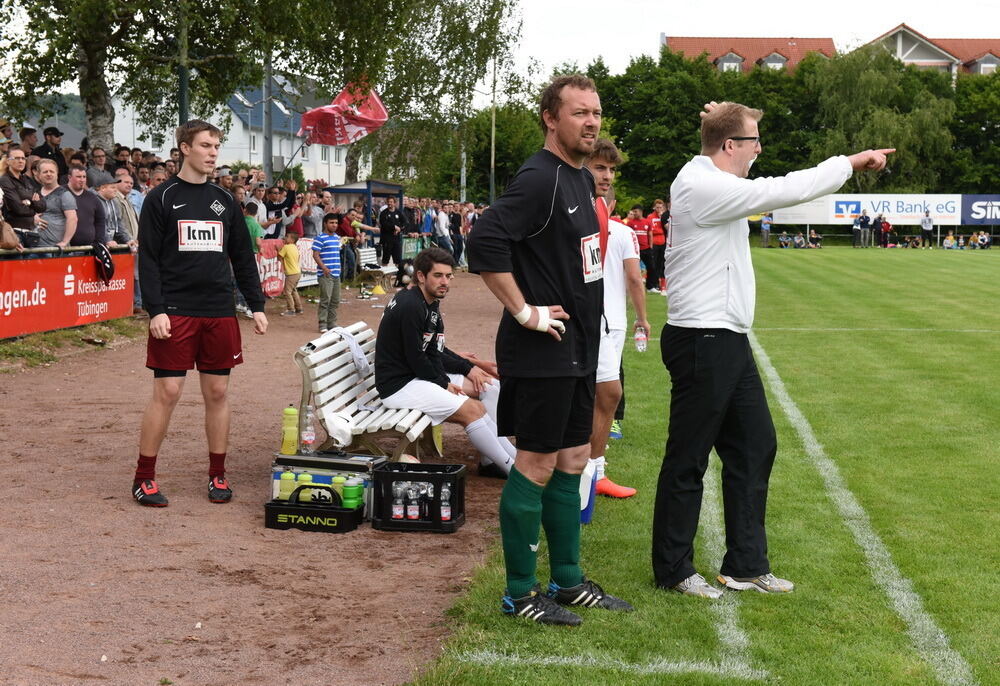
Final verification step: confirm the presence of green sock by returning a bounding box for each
[542,469,584,588]
[499,467,544,598]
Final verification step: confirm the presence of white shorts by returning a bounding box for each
[381,378,468,425]
[596,329,626,383]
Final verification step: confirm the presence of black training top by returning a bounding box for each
[137,177,265,318]
[467,149,603,378]
[375,286,451,397]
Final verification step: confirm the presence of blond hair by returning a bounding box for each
[700,102,763,152]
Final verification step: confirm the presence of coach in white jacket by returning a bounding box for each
[652,101,892,598]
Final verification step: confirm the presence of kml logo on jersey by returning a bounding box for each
[580,233,603,283]
[177,220,224,252]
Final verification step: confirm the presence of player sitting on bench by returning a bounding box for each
[375,247,515,474]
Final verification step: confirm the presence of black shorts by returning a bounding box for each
[497,375,595,453]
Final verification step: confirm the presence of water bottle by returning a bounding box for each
[278,470,297,500]
[391,484,405,520]
[440,483,452,522]
[634,326,648,353]
[342,478,364,509]
[406,487,420,520]
[297,472,314,503]
[300,404,317,454]
[280,405,299,454]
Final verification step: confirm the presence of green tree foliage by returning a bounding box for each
[0,0,519,157]
[948,72,1000,192]
[592,44,970,203]
[805,45,954,192]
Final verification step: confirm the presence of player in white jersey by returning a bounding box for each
[584,139,649,499]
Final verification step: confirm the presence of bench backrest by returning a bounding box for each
[357,247,378,267]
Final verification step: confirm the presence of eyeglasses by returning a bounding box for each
[728,136,760,145]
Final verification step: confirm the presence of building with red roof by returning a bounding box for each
[660,35,836,73]
[867,24,1000,76]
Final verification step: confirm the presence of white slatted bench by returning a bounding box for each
[356,246,397,291]
[293,321,442,460]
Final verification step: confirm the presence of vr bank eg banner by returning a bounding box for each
[775,194,962,225]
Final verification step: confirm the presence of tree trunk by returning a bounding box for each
[345,144,361,183]
[77,41,115,152]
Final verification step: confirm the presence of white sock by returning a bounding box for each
[480,381,500,421]
[466,417,513,474]
[482,415,517,460]
[590,456,606,480]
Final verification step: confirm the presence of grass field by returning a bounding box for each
[414,247,999,686]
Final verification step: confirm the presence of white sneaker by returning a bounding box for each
[717,572,794,593]
[669,573,722,599]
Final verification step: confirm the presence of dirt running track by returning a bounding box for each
[0,273,506,686]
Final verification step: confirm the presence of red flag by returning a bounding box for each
[595,196,610,266]
[298,84,388,146]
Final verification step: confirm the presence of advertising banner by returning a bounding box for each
[256,238,318,291]
[774,194,962,226]
[960,195,1000,225]
[257,239,286,297]
[0,253,134,339]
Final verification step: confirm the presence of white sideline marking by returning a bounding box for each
[754,327,1000,334]
[457,461,769,682]
[749,331,978,686]
[702,460,765,679]
[647,326,1000,343]
[458,650,768,680]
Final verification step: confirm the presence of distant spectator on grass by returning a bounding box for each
[978,231,991,249]
[778,231,791,248]
[1,148,45,230]
[943,230,956,249]
[859,209,871,248]
[808,229,822,248]
[920,211,934,249]
[793,232,806,248]
[760,211,772,247]
[36,158,77,248]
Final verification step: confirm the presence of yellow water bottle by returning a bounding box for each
[280,405,299,455]
[297,472,314,503]
[278,471,297,500]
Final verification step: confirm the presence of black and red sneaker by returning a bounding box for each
[208,476,233,503]
[132,479,168,507]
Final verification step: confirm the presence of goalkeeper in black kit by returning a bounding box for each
[467,74,633,626]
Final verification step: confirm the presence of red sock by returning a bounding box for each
[209,452,227,478]
[135,454,157,482]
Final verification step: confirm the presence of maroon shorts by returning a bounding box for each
[146,315,243,371]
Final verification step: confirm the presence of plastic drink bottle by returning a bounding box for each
[440,484,452,522]
[634,327,648,353]
[297,472,314,503]
[278,471,297,500]
[342,478,363,509]
[300,404,317,454]
[406,487,420,520]
[280,405,299,454]
[331,475,347,498]
[579,461,598,524]
[391,484,405,519]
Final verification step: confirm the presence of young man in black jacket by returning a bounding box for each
[133,119,267,507]
[375,247,515,475]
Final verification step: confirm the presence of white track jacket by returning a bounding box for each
[665,155,852,333]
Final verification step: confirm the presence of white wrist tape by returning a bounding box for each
[514,304,566,334]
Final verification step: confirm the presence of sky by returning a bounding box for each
[513,0,1000,78]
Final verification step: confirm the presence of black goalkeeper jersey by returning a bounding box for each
[467,149,603,378]
[137,177,264,317]
[375,286,451,397]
